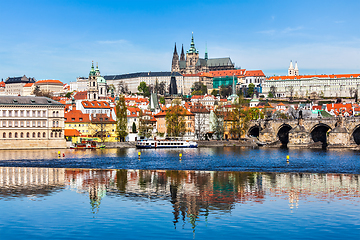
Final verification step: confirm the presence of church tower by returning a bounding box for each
[288,61,295,76]
[180,44,185,61]
[88,62,98,100]
[171,43,180,73]
[294,61,299,76]
[186,33,199,74]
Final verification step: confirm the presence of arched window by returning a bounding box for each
[15,132,18,138]
[51,132,53,137]
[38,132,40,138]
[3,132,5,138]
[27,132,29,138]
[55,132,57,137]
[59,133,62,138]
[43,132,46,138]
[32,132,35,138]
[21,132,24,138]
[9,132,12,138]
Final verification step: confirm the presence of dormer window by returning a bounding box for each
[71,118,75,121]
[79,118,83,121]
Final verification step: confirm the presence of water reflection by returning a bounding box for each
[0,167,359,231]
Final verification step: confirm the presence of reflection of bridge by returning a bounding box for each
[248,117,360,148]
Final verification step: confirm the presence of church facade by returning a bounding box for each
[87,62,107,100]
[171,33,235,75]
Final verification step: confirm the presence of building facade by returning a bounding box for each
[5,75,36,96]
[0,96,66,149]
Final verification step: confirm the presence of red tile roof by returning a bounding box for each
[74,91,87,100]
[210,69,246,77]
[268,74,360,81]
[36,79,63,85]
[245,70,265,77]
[24,83,34,87]
[81,101,111,109]
[65,110,90,122]
[65,129,81,137]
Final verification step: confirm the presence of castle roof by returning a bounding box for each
[268,74,360,81]
[245,70,265,77]
[104,71,182,80]
[35,79,63,85]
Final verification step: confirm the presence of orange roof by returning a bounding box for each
[65,110,90,122]
[74,91,87,100]
[209,69,246,77]
[91,113,115,123]
[154,106,194,118]
[268,73,360,81]
[36,79,63,85]
[24,83,34,87]
[0,80,4,88]
[81,101,111,109]
[277,102,285,106]
[245,70,265,77]
[64,129,81,137]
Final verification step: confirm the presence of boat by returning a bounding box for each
[70,140,98,149]
[136,139,198,149]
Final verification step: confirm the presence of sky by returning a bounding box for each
[1,0,360,83]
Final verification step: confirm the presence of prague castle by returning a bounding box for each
[171,33,235,74]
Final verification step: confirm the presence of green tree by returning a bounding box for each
[247,83,255,97]
[165,105,186,137]
[159,96,165,105]
[138,110,153,139]
[211,89,219,96]
[65,91,73,98]
[115,95,128,141]
[212,108,225,140]
[32,85,41,96]
[229,96,251,139]
[138,82,150,97]
[191,82,207,95]
[191,90,203,96]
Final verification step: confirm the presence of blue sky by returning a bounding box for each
[1,0,360,83]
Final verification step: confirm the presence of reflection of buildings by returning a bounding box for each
[1,167,359,230]
[0,167,65,198]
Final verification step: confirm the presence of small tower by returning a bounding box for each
[171,43,180,73]
[88,61,98,100]
[294,61,299,76]
[205,43,208,61]
[288,61,294,76]
[186,32,199,74]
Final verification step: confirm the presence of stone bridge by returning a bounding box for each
[248,117,360,148]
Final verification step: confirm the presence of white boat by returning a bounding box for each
[136,139,198,149]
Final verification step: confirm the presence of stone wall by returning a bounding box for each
[0,139,66,150]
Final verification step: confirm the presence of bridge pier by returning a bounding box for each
[327,118,353,148]
[259,123,277,143]
[288,119,312,147]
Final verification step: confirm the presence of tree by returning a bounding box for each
[228,96,251,139]
[158,82,166,95]
[138,110,153,139]
[88,114,110,143]
[165,105,186,137]
[65,91,73,98]
[219,85,232,98]
[191,90,203,96]
[191,82,207,95]
[288,86,294,101]
[117,81,129,94]
[269,86,276,98]
[211,89,218,96]
[212,108,225,140]
[247,83,255,97]
[115,95,128,141]
[138,82,150,97]
[32,85,41,96]
[159,96,165,104]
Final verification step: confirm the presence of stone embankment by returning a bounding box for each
[196,140,258,147]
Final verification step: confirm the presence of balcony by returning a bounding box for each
[51,127,62,132]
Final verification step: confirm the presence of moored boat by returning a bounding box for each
[136,139,198,149]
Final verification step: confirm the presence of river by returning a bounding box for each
[0,147,359,239]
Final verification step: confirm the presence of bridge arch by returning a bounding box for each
[248,125,261,138]
[351,125,360,145]
[277,124,292,146]
[310,123,332,148]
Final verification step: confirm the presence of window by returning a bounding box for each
[43,111,46,117]
[59,133,61,138]
[43,132,46,138]
[2,121,6,127]
[15,132,18,138]
[14,111,18,117]
[79,118,83,121]
[37,111,41,117]
[43,122,46,127]
[26,111,30,117]
[9,132,12,138]
[20,111,24,117]
[8,111,12,117]
[20,132,23,138]
[51,132,53,137]
[27,121,30,127]
[71,118,75,121]
[55,132,57,137]
[32,132,35,138]
[15,121,18,127]
[32,121,35,127]
[9,121,12,127]
[32,110,36,117]
[27,132,29,138]
[38,132,40,138]
[2,110,6,117]
[3,132,5,138]
[37,121,41,127]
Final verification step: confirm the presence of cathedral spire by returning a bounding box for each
[173,42,178,55]
[180,44,185,61]
[90,61,95,76]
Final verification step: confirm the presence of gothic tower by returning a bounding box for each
[186,33,199,74]
[171,43,180,73]
[180,44,185,61]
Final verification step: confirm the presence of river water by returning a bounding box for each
[0,147,359,239]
